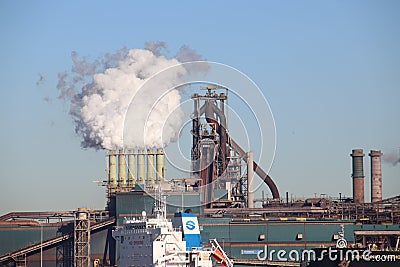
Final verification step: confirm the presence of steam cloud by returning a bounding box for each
[57,43,205,150]
[382,151,400,166]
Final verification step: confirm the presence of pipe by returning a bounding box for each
[369,150,383,203]
[247,151,254,208]
[109,150,117,189]
[147,149,155,186]
[204,101,229,176]
[229,138,280,199]
[118,149,126,188]
[194,93,280,199]
[200,140,215,207]
[351,149,365,204]
[128,149,136,188]
[192,95,200,166]
[137,149,145,185]
[156,148,165,183]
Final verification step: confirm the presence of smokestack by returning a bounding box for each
[147,149,155,186]
[156,148,165,183]
[137,150,145,185]
[118,149,126,188]
[351,149,365,204]
[109,150,117,190]
[369,150,383,203]
[247,151,254,208]
[128,149,136,188]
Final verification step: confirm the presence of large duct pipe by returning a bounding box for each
[369,150,383,203]
[137,150,145,185]
[204,101,229,175]
[147,149,155,186]
[351,149,365,204]
[200,140,215,207]
[229,138,280,199]
[156,148,165,183]
[128,149,136,188]
[247,151,254,208]
[118,149,127,188]
[192,95,200,165]
[109,150,117,189]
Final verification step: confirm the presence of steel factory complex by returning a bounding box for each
[1,86,399,267]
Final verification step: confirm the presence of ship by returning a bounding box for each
[112,197,233,267]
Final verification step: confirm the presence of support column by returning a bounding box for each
[247,151,254,208]
[74,208,90,267]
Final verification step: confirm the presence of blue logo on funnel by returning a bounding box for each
[185,220,196,230]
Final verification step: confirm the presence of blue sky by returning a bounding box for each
[0,1,399,214]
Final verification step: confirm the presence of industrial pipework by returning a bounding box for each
[127,149,136,187]
[369,150,383,203]
[118,149,126,188]
[191,85,280,208]
[106,148,165,193]
[108,150,117,191]
[351,149,365,204]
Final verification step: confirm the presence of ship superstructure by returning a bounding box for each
[112,198,232,267]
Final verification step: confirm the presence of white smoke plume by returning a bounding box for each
[145,41,167,56]
[383,151,400,166]
[57,44,203,150]
[175,45,209,73]
[176,45,203,62]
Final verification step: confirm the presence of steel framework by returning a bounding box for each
[74,209,90,267]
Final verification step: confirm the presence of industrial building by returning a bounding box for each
[1,86,399,267]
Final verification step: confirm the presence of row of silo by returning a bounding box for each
[350,149,383,204]
[107,149,165,191]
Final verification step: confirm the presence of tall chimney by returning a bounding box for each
[109,150,117,190]
[128,149,136,188]
[351,149,365,204]
[147,149,155,186]
[369,150,383,203]
[156,148,165,183]
[247,151,254,208]
[118,149,126,188]
[137,149,145,185]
